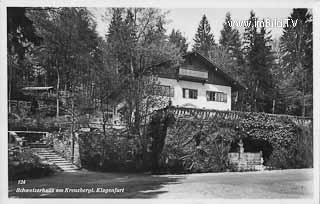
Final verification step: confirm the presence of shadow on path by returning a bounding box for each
[9,170,184,198]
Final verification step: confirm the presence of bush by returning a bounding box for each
[78,130,143,172]
[267,123,313,168]
[160,119,236,173]
[8,145,55,180]
[8,116,59,132]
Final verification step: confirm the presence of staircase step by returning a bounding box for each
[42,155,63,158]
[36,148,55,153]
[36,152,57,154]
[58,165,79,169]
[47,159,67,161]
[53,161,74,164]
[37,154,58,157]
[52,162,74,165]
[57,165,79,170]
[30,146,80,172]
[60,167,79,170]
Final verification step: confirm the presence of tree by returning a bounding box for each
[105,8,183,164]
[242,11,275,113]
[28,8,102,118]
[169,29,188,54]
[192,14,216,57]
[219,12,244,66]
[279,9,312,116]
[7,7,41,58]
[7,7,42,109]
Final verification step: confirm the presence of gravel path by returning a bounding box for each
[153,169,313,198]
[9,168,313,198]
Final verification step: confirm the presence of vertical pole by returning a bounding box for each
[272,99,275,114]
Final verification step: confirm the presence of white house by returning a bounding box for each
[154,51,243,111]
[89,51,243,129]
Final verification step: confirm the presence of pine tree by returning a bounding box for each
[279,8,312,116]
[192,14,216,57]
[219,12,244,66]
[169,29,188,54]
[242,11,275,113]
[217,12,247,111]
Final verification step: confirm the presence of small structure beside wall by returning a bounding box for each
[228,140,264,171]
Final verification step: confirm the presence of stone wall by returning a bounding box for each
[228,140,264,171]
[228,152,264,171]
[50,132,81,167]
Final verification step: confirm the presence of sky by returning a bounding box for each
[90,8,293,49]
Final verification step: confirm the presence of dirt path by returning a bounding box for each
[8,168,313,198]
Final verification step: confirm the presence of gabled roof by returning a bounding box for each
[183,51,245,91]
[151,51,246,91]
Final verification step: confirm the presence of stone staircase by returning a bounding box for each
[31,143,80,172]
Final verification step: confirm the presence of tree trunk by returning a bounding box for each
[71,85,75,163]
[56,68,60,118]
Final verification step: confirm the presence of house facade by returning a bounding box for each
[155,51,242,111]
[90,52,243,129]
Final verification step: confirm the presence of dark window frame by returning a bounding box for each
[153,84,174,97]
[206,91,227,103]
[183,88,198,99]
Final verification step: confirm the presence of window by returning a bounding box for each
[183,88,198,99]
[153,85,174,97]
[206,91,227,103]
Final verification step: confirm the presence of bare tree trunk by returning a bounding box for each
[301,68,306,117]
[8,60,12,113]
[56,67,60,118]
[71,85,75,163]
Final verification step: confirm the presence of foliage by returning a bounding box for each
[8,144,55,180]
[219,12,244,66]
[7,7,41,58]
[278,9,313,116]
[8,116,60,132]
[160,109,312,172]
[147,109,176,172]
[242,11,275,113]
[27,8,104,118]
[7,7,42,103]
[104,8,183,158]
[161,118,236,173]
[192,14,216,57]
[78,130,143,172]
[169,29,189,54]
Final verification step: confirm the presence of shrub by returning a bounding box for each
[8,145,55,180]
[78,130,143,172]
[8,116,59,132]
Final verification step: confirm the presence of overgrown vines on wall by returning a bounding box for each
[159,110,312,172]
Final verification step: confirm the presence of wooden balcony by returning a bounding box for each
[178,68,208,83]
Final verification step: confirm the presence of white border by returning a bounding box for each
[1,1,319,204]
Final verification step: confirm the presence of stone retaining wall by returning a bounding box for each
[50,132,81,167]
[228,151,264,171]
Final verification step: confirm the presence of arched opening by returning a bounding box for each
[230,137,273,165]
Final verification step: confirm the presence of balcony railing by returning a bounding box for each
[178,68,208,81]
